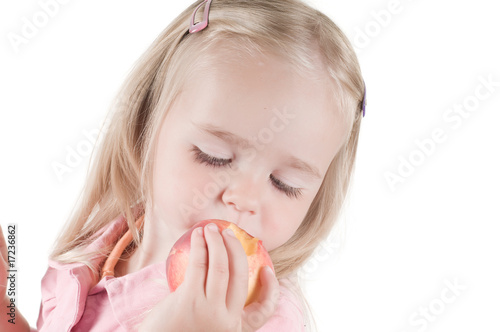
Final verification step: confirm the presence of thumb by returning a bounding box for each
[242,266,280,331]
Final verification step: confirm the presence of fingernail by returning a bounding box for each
[195,227,203,236]
[206,223,218,232]
[265,265,274,275]
[224,228,236,237]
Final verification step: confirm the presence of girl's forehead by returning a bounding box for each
[182,49,335,109]
[183,52,340,121]
[182,40,331,90]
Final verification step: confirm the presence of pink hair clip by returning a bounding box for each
[189,0,213,33]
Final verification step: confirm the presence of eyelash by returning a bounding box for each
[268,174,303,199]
[191,146,303,199]
[191,146,232,168]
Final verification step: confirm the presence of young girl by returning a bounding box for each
[1,0,365,330]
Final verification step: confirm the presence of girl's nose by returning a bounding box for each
[221,172,261,215]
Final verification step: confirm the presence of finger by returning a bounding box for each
[183,227,208,296]
[242,266,280,330]
[222,228,248,314]
[254,266,280,313]
[256,266,280,304]
[204,223,229,306]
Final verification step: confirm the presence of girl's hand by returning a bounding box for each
[0,225,9,301]
[139,223,280,332]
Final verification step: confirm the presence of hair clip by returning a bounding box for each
[189,0,213,33]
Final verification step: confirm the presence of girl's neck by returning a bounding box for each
[113,213,177,278]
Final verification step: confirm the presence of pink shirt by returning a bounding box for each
[34,215,306,331]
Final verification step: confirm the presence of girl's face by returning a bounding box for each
[150,52,348,252]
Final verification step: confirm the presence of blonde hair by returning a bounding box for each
[49,0,365,330]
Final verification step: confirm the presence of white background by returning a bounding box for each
[1,0,499,331]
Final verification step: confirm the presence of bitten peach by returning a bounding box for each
[166,219,274,306]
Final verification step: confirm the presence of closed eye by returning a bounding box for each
[269,174,303,199]
[191,146,232,168]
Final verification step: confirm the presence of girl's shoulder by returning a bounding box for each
[36,214,128,330]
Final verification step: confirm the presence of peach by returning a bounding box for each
[166,219,274,306]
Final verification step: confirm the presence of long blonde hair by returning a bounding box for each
[49,0,364,330]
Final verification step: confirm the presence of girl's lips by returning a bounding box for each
[197,218,256,238]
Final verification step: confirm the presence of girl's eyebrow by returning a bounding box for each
[195,121,252,149]
[286,155,322,180]
[193,121,322,180]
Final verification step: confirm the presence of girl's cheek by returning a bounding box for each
[264,202,309,251]
[153,146,197,204]
[170,154,217,212]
